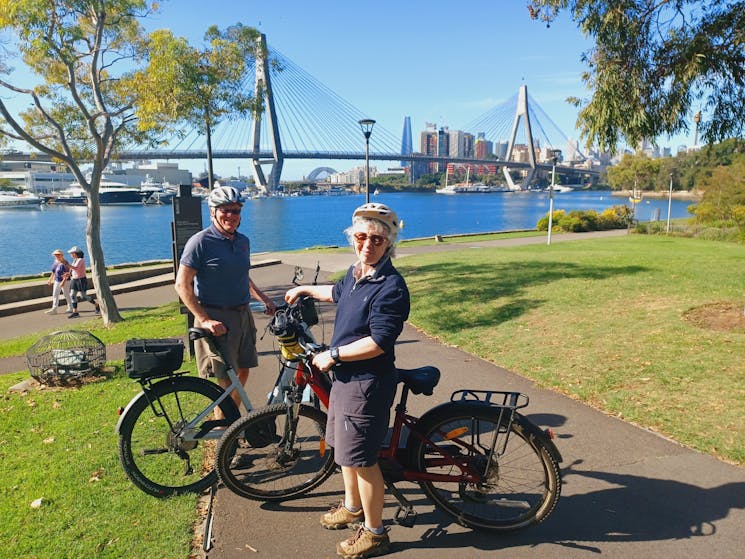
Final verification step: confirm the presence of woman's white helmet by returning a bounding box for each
[352,203,399,233]
[208,186,242,208]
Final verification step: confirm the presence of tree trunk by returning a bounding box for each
[86,184,124,325]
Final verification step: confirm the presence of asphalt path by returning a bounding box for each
[2,230,744,559]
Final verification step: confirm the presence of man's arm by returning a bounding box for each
[249,278,277,315]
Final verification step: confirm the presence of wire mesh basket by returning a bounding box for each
[26,330,107,386]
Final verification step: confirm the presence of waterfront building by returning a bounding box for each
[0,160,74,194]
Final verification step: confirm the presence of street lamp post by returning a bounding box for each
[666,172,674,233]
[547,150,561,245]
[358,118,376,203]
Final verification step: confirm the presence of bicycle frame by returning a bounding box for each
[162,366,252,443]
[288,352,512,485]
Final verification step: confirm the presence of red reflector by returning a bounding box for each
[117,406,124,416]
[545,428,555,440]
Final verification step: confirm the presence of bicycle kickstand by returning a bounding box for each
[385,480,417,528]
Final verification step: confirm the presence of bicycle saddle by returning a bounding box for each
[396,366,441,396]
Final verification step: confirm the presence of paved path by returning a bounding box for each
[2,230,743,559]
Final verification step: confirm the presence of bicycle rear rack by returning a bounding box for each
[450,389,529,410]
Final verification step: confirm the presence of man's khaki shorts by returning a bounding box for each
[194,307,258,379]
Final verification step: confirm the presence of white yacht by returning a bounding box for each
[0,191,43,208]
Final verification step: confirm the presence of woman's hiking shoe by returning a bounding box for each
[336,525,390,559]
[321,501,364,530]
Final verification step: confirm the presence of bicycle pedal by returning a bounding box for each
[394,505,417,528]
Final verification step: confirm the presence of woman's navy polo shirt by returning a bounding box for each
[330,257,410,381]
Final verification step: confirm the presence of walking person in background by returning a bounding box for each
[175,186,276,418]
[66,246,100,319]
[45,249,72,315]
[285,203,409,559]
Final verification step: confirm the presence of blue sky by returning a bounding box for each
[5,1,696,180]
[145,0,603,178]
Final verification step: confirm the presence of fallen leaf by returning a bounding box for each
[43,437,55,444]
[30,498,44,509]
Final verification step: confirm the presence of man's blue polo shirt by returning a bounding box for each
[180,223,251,307]
[330,257,410,381]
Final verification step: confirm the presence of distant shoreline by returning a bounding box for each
[610,189,701,201]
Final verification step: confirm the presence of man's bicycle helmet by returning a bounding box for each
[208,186,242,208]
[352,202,399,233]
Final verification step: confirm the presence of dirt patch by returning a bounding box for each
[683,301,745,333]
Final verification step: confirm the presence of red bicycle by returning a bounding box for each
[215,296,562,531]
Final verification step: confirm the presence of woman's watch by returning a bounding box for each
[329,346,341,364]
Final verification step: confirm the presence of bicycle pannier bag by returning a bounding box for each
[125,338,184,378]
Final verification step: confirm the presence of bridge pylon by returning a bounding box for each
[502,84,538,191]
[250,33,283,194]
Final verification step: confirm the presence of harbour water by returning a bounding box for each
[1,190,694,277]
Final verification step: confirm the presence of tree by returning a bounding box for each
[0,0,162,324]
[528,1,745,152]
[606,152,660,191]
[693,155,745,230]
[132,23,264,189]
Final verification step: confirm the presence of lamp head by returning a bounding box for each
[358,118,376,139]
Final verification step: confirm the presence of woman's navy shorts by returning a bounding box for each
[326,373,397,468]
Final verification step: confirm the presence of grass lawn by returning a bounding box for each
[0,233,743,558]
[399,234,745,465]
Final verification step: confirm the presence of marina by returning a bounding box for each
[0,190,695,278]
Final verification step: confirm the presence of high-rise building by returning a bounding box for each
[474,134,493,160]
[449,130,474,158]
[494,140,509,160]
[400,116,412,168]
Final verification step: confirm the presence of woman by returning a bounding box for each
[67,246,100,319]
[45,249,72,314]
[285,202,409,559]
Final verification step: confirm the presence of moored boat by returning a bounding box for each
[52,180,144,205]
[140,176,177,205]
[0,191,43,208]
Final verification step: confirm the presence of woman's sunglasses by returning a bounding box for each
[353,232,386,247]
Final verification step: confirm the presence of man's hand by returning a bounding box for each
[202,319,227,336]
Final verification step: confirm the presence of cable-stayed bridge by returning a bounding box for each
[31,34,597,191]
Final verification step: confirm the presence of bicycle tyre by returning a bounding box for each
[118,376,241,497]
[406,403,561,531]
[216,403,335,501]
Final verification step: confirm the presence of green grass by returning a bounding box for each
[0,302,199,558]
[0,367,201,558]
[398,235,745,465]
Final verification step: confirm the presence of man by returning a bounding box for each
[175,186,276,417]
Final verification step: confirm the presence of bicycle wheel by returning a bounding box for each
[118,376,240,497]
[216,403,335,501]
[406,404,561,531]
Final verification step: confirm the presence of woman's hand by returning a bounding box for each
[312,350,336,372]
[284,286,305,304]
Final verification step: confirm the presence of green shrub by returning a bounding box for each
[537,206,630,232]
